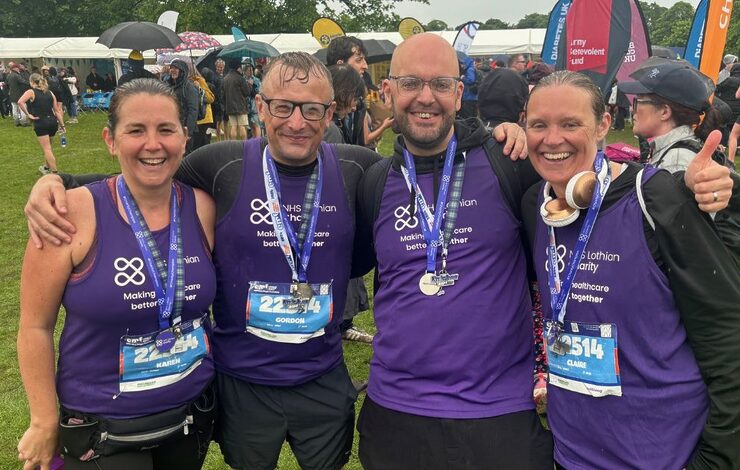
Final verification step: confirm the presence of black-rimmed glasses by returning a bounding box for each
[388,76,460,96]
[259,94,332,121]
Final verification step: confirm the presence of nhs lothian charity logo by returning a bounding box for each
[394,205,419,231]
[544,245,567,274]
[114,257,146,286]
[250,198,272,225]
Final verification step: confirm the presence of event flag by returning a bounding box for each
[615,0,651,86]
[311,18,345,48]
[157,11,179,32]
[686,0,708,68]
[399,17,425,39]
[452,21,481,55]
[555,0,632,94]
[695,0,733,82]
[231,27,248,42]
[541,0,573,65]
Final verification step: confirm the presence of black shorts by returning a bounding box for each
[216,364,357,470]
[358,397,554,470]
[33,117,58,137]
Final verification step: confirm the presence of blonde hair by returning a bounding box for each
[29,73,48,93]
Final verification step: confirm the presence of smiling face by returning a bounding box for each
[382,33,463,156]
[526,83,610,197]
[103,93,186,192]
[257,62,335,166]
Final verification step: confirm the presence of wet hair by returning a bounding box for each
[326,36,368,66]
[29,73,48,93]
[262,52,334,99]
[647,93,724,142]
[107,78,182,134]
[328,64,365,114]
[529,70,605,123]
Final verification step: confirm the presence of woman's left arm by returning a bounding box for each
[643,170,740,470]
[50,92,64,130]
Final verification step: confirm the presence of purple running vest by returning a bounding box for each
[533,171,708,469]
[370,146,534,418]
[212,139,353,385]
[59,179,216,418]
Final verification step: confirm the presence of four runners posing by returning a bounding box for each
[20,33,738,469]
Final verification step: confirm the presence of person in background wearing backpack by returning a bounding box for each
[167,59,199,153]
[621,59,740,265]
[190,66,215,151]
[458,54,479,119]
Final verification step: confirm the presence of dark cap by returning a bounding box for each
[619,59,714,112]
[477,68,529,127]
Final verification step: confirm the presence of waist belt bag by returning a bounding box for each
[59,385,216,459]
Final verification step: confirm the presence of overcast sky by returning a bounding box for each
[393,0,700,27]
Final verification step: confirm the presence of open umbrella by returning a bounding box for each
[217,39,280,60]
[97,21,182,50]
[313,39,396,65]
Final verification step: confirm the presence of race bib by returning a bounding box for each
[545,320,622,397]
[246,281,333,344]
[119,316,209,393]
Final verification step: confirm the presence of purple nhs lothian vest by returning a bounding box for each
[59,179,216,418]
[212,139,353,386]
[370,146,534,418]
[533,173,708,469]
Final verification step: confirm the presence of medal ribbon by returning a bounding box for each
[546,152,611,325]
[117,176,183,331]
[400,136,465,273]
[262,146,323,283]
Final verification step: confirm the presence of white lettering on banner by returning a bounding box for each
[250,198,337,226]
[623,41,636,64]
[720,0,733,29]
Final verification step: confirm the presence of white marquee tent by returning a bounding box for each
[0,29,546,60]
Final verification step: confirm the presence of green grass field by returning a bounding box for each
[0,111,638,469]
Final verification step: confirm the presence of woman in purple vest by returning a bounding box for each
[17,78,217,470]
[521,70,740,469]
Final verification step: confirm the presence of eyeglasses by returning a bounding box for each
[259,94,332,121]
[388,76,460,96]
[632,98,660,110]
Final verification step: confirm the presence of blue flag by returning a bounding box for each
[542,0,573,65]
[685,0,708,68]
[231,26,247,42]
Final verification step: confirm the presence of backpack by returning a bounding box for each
[468,69,483,95]
[196,85,207,121]
[658,139,736,171]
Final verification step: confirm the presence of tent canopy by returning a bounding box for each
[0,29,545,60]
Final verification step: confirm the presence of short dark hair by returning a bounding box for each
[108,78,182,134]
[262,52,333,98]
[529,70,605,123]
[326,36,367,66]
[507,54,526,67]
[328,64,365,112]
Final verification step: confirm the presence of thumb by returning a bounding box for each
[692,129,721,169]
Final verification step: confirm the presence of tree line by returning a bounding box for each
[3,0,740,57]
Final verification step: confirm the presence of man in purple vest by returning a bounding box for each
[352,33,736,470]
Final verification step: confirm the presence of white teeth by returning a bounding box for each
[543,152,571,161]
[416,112,432,119]
[141,158,166,166]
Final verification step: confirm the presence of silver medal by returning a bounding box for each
[433,271,459,287]
[292,282,314,301]
[419,273,441,296]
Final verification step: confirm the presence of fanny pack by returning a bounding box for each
[59,383,216,460]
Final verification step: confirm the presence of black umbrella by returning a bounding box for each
[97,21,182,51]
[651,46,680,60]
[195,48,222,71]
[314,39,396,65]
[217,39,280,60]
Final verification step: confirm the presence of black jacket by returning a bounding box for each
[222,70,251,115]
[168,60,199,138]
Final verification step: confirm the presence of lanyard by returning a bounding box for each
[117,176,183,331]
[400,136,465,273]
[262,146,323,283]
[546,152,611,326]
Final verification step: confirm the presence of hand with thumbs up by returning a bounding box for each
[684,130,733,213]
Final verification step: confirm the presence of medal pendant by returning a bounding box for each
[419,273,441,296]
[292,282,314,301]
[155,329,177,353]
[432,272,459,288]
